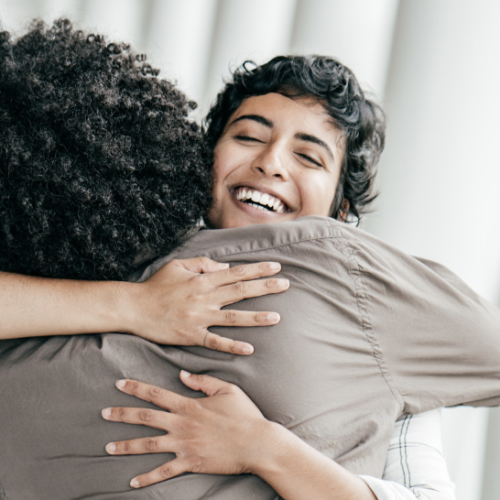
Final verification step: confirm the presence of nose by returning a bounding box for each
[251,144,289,180]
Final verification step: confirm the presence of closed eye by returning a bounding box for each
[234,135,264,143]
[295,152,323,168]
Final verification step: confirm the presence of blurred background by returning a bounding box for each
[1,1,499,498]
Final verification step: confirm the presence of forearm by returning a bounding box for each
[0,259,286,350]
[0,271,135,339]
[253,422,376,500]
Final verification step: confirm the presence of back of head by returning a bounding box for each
[205,55,385,222]
[0,19,211,280]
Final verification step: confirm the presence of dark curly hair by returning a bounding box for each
[204,55,385,222]
[0,19,212,280]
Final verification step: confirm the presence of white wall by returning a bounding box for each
[291,0,399,98]
[362,2,500,499]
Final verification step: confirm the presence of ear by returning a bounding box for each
[338,198,350,222]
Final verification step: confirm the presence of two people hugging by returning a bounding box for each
[2,19,500,500]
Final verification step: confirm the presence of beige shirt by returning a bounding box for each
[0,216,498,499]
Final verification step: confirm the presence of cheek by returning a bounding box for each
[213,140,242,175]
[211,151,223,184]
[300,176,337,216]
[211,154,232,200]
[207,151,236,223]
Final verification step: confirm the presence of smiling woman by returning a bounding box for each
[204,56,385,224]
[207,93,344,229]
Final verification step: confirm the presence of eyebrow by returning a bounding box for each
[229,114,273,128]
[229,114,335,160]
[294,133,334,160]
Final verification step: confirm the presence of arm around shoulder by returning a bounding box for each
[0,258,286,354]
[0,270,135,339]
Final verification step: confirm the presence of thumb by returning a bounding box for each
[178,257,229,274]
[180,370,232,397]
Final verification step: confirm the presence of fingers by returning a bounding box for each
[214,310,281,328]
[199,310,280,355]
[101,405,172,431]
[202,331,254,355]
[112,379,187,412]
[105,435,171,456]
[178,309,282,356]
[129,459,188,489]
[176,257,229,274]
[198,307,284,355]
[207,262,283,287]
[180,370,233,397]
[217,277,289,306]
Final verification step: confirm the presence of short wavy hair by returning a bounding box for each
[204,55,385,222]
[0,19,212,280]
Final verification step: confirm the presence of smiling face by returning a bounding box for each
[207,93,345,229]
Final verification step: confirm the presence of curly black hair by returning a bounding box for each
[204,55,385,222]
[0,19,212,280]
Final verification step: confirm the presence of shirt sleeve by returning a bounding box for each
[359,410,456,500]
[347,225,500,413]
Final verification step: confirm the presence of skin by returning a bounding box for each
[103,93,376,500]
[208,92,345,229]
[0,255,290,356]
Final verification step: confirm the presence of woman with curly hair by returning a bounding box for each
[1,18,495,500]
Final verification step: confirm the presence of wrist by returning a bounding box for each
[247,420,296,477]
[250,422,378,500]
[107,280,142,334]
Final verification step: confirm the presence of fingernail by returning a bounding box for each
[180,370,191,378]
[218,263,230,268]
[102,408,111,419]
[105,442,116,453]
[241,345,254,354]
[116,380,126,389]
[277,279,289,289]
[130,478,140,488]
[267,313,280,323]
[269,262,281,271]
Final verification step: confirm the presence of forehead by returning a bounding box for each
[226,92,344,146]
[231,93,327,123]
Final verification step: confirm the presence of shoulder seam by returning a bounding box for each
[195,231,339,259]
[334,226,405,412]
[139,227,340,281]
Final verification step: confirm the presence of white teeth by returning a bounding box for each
[235,187,286,213]
[251,191,261,203]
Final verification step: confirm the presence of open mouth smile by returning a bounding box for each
[233,187,288,213]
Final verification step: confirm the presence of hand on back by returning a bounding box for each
[130,257,289,355]
[102,373,272,488]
